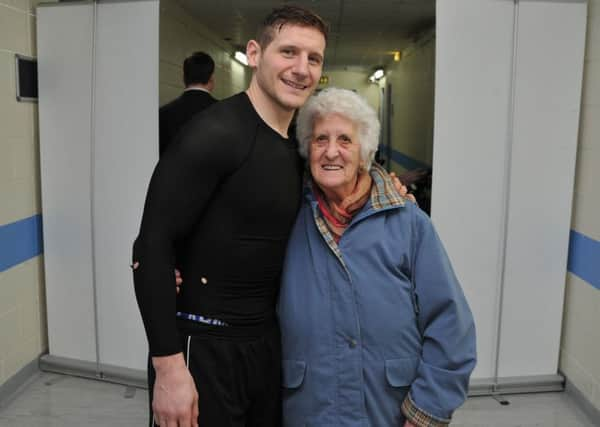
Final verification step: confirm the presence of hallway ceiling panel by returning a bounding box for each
[177,0,435,70]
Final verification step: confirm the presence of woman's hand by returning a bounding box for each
[403,421,417,427]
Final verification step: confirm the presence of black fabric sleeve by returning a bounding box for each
[132,114,253,356]
[158,112,167,157]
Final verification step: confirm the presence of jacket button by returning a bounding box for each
[201,277,208,285]
[348,338,358,348]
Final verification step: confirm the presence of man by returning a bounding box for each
[133,6,328,427]
[159,51,217,156]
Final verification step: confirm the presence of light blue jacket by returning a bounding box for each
[278,165,476,427]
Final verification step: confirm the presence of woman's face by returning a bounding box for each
[309,113,362,201]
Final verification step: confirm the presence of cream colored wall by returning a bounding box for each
[159,0,251,106]
[317,68,381,114]
[385,33,435,174]
[560,0,600,411]
[0,0,52,387]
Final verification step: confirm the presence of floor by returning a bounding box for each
[0,372,598,426]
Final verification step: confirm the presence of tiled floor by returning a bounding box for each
[0,372,598,426]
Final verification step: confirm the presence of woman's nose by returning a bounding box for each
[324,141,339,158]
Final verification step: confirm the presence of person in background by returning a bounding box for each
[278,87,476,427]
[159,51,217,156]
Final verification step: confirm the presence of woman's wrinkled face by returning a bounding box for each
[309,113,362,201]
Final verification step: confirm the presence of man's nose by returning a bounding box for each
[292,54,309,78]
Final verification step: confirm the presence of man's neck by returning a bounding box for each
[245,81,295,138]
[185,84,211,93]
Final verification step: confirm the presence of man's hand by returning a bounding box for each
[152,353,199,427]
[390,172,417,204]
[403,421,417,427]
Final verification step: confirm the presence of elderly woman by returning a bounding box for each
[278,88,476,427]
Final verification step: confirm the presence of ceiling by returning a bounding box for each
[177,0,436,71]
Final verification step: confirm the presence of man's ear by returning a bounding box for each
[246,39,261,68]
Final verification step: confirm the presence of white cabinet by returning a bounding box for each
[37,0,159,383]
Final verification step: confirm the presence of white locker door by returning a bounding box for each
[498,0,587,378]
[38,3,97,364]
[93,0,159,372]
[433,0,516,381]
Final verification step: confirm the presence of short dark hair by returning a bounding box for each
[183,52,215,86]
[256,5,329,49]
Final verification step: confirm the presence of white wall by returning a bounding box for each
[385,32,435,175]
[0,0,52,388]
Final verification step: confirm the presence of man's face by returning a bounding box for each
[248,25,326,112]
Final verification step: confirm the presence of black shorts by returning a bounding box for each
[148,320,282,427]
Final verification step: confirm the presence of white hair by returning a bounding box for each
[296,87,380,171]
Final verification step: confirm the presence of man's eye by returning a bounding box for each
[339,135,352,143]
[309,56,322,65]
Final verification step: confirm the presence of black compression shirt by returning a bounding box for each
[133,93,303,356]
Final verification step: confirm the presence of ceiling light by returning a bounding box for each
[234,51,248,66]
[369,67,385,83]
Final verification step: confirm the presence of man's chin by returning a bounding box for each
[281,94,311,110]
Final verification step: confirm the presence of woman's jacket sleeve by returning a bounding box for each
[401,208,477,425]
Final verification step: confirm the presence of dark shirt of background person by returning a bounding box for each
[159,51,218,156]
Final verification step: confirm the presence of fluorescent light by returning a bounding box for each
[368,68,385,83]
[234,51,248,66]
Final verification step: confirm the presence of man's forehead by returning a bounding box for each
[271,24,326,50]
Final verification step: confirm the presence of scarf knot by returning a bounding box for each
[314,171,373,242]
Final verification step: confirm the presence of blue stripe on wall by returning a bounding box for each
[379,145,431,171]
[0,215,44,272]
[568,230,600,290]
[0,216,598,290]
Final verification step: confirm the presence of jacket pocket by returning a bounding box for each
[385,357,419,387]
[282,359,306,389]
